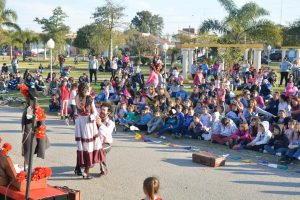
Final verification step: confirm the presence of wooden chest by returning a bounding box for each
[192,151,226,167]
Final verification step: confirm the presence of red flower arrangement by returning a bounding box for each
[35,107,46,122]
[16,171,27,182]
[36,124,46,139]
[31,167,52,181]
[0,142,12,156]
[18,84,29,97]
[16,167,52,182]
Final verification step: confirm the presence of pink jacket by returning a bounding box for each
[230,129,252,141]
[256,96,265,108]
[284,83,298,96]
[146,71,159,88]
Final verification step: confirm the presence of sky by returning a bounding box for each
[6,0,300,35]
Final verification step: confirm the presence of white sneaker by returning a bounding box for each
[275,152,282,157]
[160,136,166,140]
[263,150,268,154]
[65,118,69,126]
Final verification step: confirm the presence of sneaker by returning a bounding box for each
[275,152,282,157]
[263,150,268,154]
[160,136,166,140]
[65,118,69,126]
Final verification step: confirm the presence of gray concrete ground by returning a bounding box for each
[0,106,299,200]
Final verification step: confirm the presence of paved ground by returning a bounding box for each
[0,105,299,200]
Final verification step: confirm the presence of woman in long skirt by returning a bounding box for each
[74,83,105,179]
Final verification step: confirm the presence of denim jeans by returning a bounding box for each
[264,145,288,155]
[286,148,300,159]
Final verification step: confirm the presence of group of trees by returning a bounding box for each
[0,0,300,65]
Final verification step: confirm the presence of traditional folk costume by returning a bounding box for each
[75,95,105,171]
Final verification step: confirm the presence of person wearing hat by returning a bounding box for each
[21,87,50,171]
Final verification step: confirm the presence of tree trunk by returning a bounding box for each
[109,29,113,62]
[171,53,175,65]
[10,45,12,60]
[23,43,26,61]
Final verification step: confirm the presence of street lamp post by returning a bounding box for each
[163,43,169,70]
[46,38,55,81]
[267,45,272,67]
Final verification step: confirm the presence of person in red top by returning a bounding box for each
[193,68,205,87]
[142,177,162,200]
[217,82,226,106]
[60,79,70,123]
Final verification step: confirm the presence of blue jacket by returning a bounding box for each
[176,90,188,101]
[280,61,292,72]
[137,113,153,125]
[183,115,194,127]
[174,112,185,129]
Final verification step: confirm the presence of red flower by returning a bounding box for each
[1,143,12,155]
[18,84,29,97]
[35,107,46,121]
[16,171,27,182]
[36,125,46,139]
[31,167,52,181]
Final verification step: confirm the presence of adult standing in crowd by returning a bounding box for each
[74,83,104,179]
[58,54,65,71]
[88,55,98,84]
[279,57,292,86]
[190,61,198,79]
[11,55,18,74]
[111,56,118,81]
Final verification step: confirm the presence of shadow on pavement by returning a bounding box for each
[261,191,300,196]
[162,158,200,168]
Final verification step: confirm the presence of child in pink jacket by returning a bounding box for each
[228,122,252,149]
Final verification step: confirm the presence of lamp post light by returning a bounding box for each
[267,45,272,67]
[46,38,55,81]
[162,43,169,70]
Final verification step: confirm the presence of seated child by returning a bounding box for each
[211,117,237,145]
[156,109,177,138]
[0,76,8,94]
[245,121,272,151]
[200,106,212,129]
[175,85,188,102]
[263,124,289,156]
[182,107,195,131]
[135,106,153,131]
[49,94,60,112]
[228,122,252,149]
[147,111,164,135]
[7,74,18,90]
[185,113,204,139]
[203,111,221,141]
[35,75,46,91]
[120,104,136,127]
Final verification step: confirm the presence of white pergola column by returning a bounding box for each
[188,48,194,74]
[296,49,300,61]
[244,49,249,61]
[181,48,189,79]
[253,48,262,71]
[282,49,287,59]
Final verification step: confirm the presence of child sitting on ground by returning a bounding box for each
[185,113,204,139]
[142,177,162,200]
[228,122,252,149]
[7,74,18,90]
[120,104,137,128]
[263,124,289,156]
[147,111,164,135]
[135,106,153,131]
[0,76,8,94]
[49,94,60,112]
[245,121,272,151]
[211,117,237,145]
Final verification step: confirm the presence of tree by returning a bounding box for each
[199,0,282,46]
[35,6,70,63]
[14,29,37,61]
[126,29,155,62]
[93,0,125,62]
[0,0,20,31]
[283,19,300,46]
[170,47,180,65]
[131,11,164,36]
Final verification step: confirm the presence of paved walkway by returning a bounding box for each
[0,106,299,200]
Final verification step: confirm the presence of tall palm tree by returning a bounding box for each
[199,0,282,45]
[0,0,20,31]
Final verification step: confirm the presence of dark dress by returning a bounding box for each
[21,106,50,163]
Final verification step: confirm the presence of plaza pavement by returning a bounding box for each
[0,105,299,200]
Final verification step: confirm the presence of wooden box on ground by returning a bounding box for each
[192,151,226,167]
